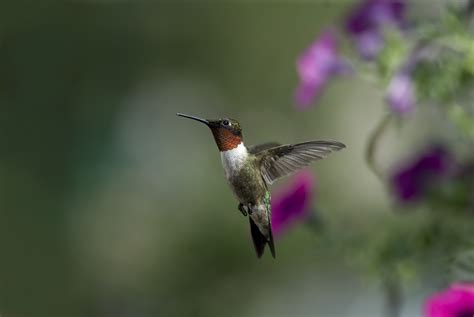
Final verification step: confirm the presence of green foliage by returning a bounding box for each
[349,207,474,286]
[441,9,467,35]
[451,249,474,282]
[465,51,474,74]
[448,104,474,140]
[412,12,474,104]
[413,54,465,102]
[462,39,474,75]
[376,30,409,83]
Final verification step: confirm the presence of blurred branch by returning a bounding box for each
[383,270,402,317]
[451,249,474,282]
[366,114,393,181]
[467,0,474,16]
[468,0,474,30]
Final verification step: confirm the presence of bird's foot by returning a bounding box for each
[247,204,254,215]
[238,203,247,217]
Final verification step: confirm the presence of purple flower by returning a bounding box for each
[391,146,455,202]
[354,30,385,60]
[346,0,406,59]
[385,43,431,114]
[424,283,474,317]
[295,30,350,109]
[386,71,416,114]
[271,171,315,237]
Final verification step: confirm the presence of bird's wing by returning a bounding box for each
[257,140,345,184]
[247,142,281,154]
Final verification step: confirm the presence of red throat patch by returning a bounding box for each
[211,128,242,151]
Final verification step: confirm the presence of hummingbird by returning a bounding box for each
[177,113,345,258]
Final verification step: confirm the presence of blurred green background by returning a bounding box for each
[0,2,452,317]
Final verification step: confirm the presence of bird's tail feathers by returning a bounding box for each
[249,217,276,259]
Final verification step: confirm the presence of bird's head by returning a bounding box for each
[177,113,243,151]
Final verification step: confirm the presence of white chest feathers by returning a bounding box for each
[220,143,248,178]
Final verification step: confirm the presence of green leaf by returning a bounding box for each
[414,55,465,102]
[448,103,474,139]
[376,30,408,83]
[441,9,465,34]
[463,42,474,75]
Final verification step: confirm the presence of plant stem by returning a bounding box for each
[383,271,403,317]
[366,113,393,181]
[467,0,474,16]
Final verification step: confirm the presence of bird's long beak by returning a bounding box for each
[176,113,209,126]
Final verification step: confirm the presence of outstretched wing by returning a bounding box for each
[247,142,281,154]
[257,140,345,184]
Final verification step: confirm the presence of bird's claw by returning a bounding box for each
[238,203,247,216]
[246,203,254,215]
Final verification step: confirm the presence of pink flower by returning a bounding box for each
[271,170,316,237]
[424,283,474,317]
[295,30,350,109]
[386,72,416,114]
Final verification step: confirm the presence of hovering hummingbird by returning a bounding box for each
[177,113,345,258]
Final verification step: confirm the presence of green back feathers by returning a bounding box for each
[264,190,271,217]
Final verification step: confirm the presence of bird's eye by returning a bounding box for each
[222,120,230,126]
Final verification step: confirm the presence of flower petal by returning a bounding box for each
[271,171,316,236]
[386,72,416,114]
[391,146,455,203]
[345,0,406,59]
[294,30,347,108]
[424,283,474,317]
[346,0,406,34]
[354,30,385,60]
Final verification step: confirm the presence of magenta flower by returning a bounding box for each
[386,71,416,113]
[295,30,350,109]
[391,146,455,202]
[271,170,315,237]
[424,283,474,317]
[346,0,406,59]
